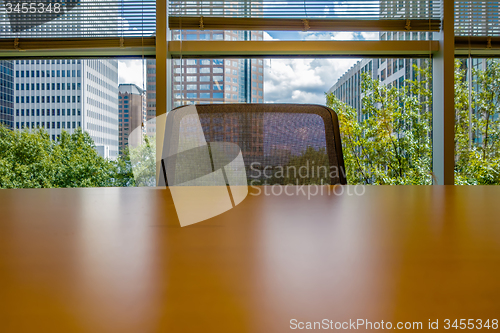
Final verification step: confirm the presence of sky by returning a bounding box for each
[117,31,378,105]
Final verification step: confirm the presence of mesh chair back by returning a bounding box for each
[163,104,346,186]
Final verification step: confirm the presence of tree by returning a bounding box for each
[326,64,433,185]
[113,146,136,187]
[454,59,500,184]
[327,59,500,185]
[128,134,157,186]
[0,126,134,188]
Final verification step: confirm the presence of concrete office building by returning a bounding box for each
[0,60,14,130]
[328,31,433,121]
[14,59,120,159]
[118,83,146,153]
[328,59,377,122]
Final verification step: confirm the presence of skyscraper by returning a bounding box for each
[170,30,264,108]
[0,60,14,130]
[146,59,156,136]
[14,59,120,158]
[145,31,265,138]
[118,83,146,153]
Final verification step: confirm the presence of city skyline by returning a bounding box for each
[4,30,378,163]
[116,30,378,106]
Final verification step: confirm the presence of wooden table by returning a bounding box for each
[1,186,500,332]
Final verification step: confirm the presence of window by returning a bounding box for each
[0,0,479,188]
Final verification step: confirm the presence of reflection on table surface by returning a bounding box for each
[1,186,499,332]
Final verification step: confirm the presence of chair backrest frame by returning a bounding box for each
[164,103,347,185]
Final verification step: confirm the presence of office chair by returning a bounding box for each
[161,104,346,186]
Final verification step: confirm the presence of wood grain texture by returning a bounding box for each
[0,186,499,332]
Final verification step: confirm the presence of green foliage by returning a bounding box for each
[327,63,433,185]
[128,134,157,186]
[327,59,500,185]
[113,147,136,187]
[0,126,135,188]
[454,59,500,185]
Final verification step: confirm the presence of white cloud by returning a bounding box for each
[331,31,356,41]
[263,31,275,41]
[296,31,356,41]
[296,31,379,41]
[261,29,379,104]
[118,60,146,89]
[115,31,372,105]
[264,58,359,105]
[360,32,379,40]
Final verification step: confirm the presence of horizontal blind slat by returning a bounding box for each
[455,1,500,37]
[169,0,441,20]
[0,0,156,38]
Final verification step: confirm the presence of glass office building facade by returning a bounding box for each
[171,31,264,108]
[146,59,157,136]
[14,59,120,159]
[0,60,14,130]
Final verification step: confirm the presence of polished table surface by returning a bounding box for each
[1,186,500,332]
